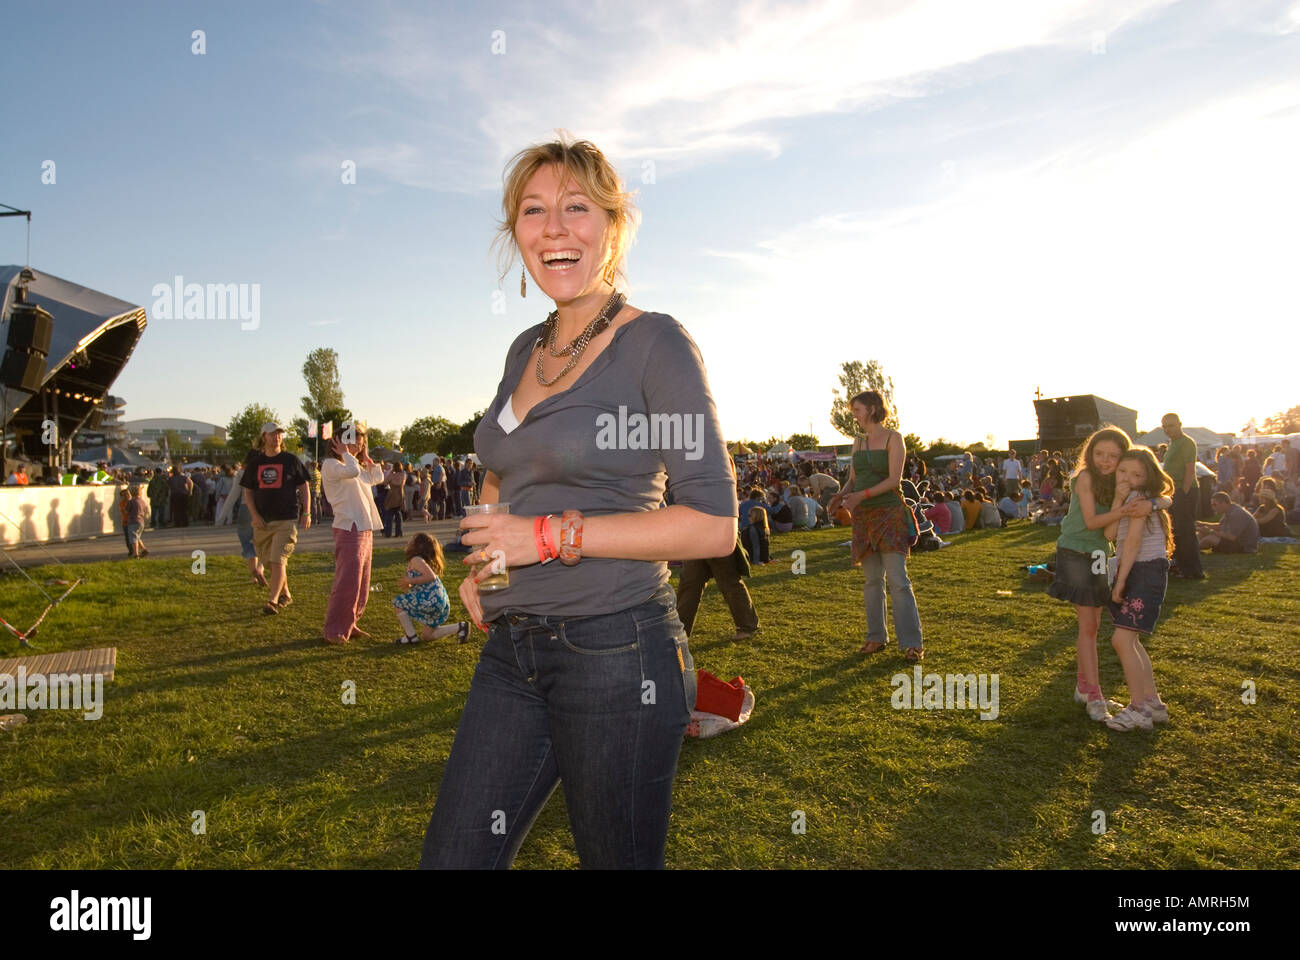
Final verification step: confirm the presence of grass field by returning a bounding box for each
[1,524,1296,869]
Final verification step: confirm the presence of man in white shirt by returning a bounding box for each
[1001,450,1023,497]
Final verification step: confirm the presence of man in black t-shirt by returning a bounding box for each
[240,422,311,614]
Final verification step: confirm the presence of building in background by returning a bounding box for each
[122,418,226,456]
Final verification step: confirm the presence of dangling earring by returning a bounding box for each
[520,267,527,298]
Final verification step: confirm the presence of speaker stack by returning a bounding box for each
[1,287,53,393]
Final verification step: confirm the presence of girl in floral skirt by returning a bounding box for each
[394,533,469,645]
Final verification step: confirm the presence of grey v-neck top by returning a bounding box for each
[474,311,737,619]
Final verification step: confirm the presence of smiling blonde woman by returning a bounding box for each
[418,136,736,869]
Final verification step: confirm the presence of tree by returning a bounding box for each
[227,404,281,457]
[293,405,353,453]
[902,433,923,455]
[367,428,400,452]
[301,348,345,422]
[449,410,486,455]
[401,416,459,458]
[1261,405,1300,435]
[786,432,818,451]
[830,359,898,438]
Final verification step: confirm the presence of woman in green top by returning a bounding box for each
[1048,427,1164,722]
[829,391,924,661]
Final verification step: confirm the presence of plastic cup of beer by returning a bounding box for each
[464,502,510,591]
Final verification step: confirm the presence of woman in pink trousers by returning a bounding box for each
[321,426,385,645]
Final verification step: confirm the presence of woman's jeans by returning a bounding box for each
[862,550,923,649]
[419,585,696,869]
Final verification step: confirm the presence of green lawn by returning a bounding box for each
[1,524,1296,869]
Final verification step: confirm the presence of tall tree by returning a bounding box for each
[786,432,819,450]
[400,416,459,458]
[830,359,898,438]
[301,348,345,422]
[227,404,281,457]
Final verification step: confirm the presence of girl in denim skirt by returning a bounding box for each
[1047,428,1166,722]
[1103,447,1173,732]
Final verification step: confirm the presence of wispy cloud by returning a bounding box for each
[302,0,1177,192]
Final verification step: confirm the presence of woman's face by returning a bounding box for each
[1116,457,1147,490]
[850,400,872,430]
[515,164,612,304]
[1091,440,1122,476]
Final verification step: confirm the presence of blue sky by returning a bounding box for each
[3,0,1297,449]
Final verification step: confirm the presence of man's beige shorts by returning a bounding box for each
[254,518,298,564]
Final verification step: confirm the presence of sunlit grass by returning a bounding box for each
[1,524,1296,868]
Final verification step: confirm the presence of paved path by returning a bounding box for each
[2,517,465,569]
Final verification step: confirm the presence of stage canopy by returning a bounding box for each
[0,266,146,462]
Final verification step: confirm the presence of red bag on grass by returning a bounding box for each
[695,669,746,722]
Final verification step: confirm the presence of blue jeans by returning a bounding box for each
[382,505,403,538]
[863,550,924,649]
[419,585,696,869]
[234,502,257,560]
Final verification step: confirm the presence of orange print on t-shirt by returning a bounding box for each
[258,464,283,489]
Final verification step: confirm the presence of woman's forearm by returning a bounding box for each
[568,505,735,562]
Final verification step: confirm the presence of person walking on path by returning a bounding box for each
[241,422,311,615]
[216,466,267,586]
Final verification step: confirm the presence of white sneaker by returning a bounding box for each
[1085,699,1113,722]
[1144,699,1170,724]
[1075,688,1124,714]
[1106,705,1153,731]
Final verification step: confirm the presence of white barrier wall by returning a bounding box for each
[0,485,124,547]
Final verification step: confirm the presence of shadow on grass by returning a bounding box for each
[8,691,470,864]
[860,632,1155,869]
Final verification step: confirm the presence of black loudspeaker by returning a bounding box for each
[2,302,53,392]
[7,303,53,355]
[0,350,46,391]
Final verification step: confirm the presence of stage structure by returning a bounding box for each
[0,266,147,473]
[1033,395,1138,452]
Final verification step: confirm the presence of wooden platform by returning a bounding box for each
[0,647,116,681]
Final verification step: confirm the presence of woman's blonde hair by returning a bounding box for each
[493,133,640,289]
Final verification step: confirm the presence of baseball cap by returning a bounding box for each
[261,422,286,435]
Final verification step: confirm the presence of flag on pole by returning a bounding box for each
[307,420,318,439]
[321,421,333,440]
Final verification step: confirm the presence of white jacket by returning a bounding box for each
[322,454,384,531]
